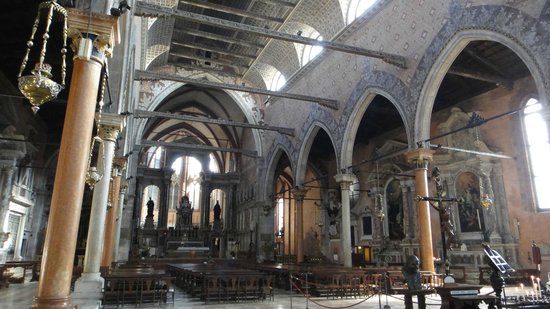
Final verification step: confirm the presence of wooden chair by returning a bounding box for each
[327,274,342,299]
[241,276,258,301]
[260,276,274,301]
[102,277,121,306]
[121,278,140,306]
[158,276,176,304]
[140,278,158,305]
[223,276,239,302]
[204,277,222,302]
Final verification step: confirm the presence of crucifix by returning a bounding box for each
[416,167,460,277]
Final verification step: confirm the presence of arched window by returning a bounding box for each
[269,70,286,91]
[523,98,550,210]
[301,32,323,65]
[346,0,377,24]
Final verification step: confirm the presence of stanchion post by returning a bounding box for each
[290,273,293,309]
[305,271,309,309]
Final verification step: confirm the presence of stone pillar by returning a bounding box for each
[292,187,307,263]
[159,169,171,229]
[200,182,211,228]
[334,173,356,268]
[32,10,119,309]
[101,171,121,268]
[113,179,127,262]
[73,113,124,308]
[406,148,435,272]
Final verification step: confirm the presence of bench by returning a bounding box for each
[452,294,497,309]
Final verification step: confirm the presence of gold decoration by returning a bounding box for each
[18,0,67,114]
[19,63,63,113]
[481,193,493,209]
[85,166,102,190]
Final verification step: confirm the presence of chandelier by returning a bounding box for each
[18,0,67,114]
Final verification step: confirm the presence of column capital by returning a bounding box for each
[334,173,357,189]
[113,156,127,170]
[97,113,126,142]
[405,148,434,169]
[291,186,308,202]
[256,200,274,216]
[67,8,119,59]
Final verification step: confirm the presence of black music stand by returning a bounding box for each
[483,244,515,309]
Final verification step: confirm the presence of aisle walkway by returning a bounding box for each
[0,281,497,309]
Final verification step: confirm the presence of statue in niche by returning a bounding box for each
[327,191,341,238]
[146,197,155,218]
[177,195,193,227]
[386,179,405,240]
[211,200,223,233]
[213,200,221,221]
[456,172,484,233]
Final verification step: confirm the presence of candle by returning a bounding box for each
[520,283,524,290]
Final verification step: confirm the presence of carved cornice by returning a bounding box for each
[96,113,126,142]
[67,8,120,58]
[113,156,127,170]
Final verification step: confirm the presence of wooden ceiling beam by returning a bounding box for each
[140,139,258,157]
[134,109,295,136]
[175,63,244,78]
[464,47,509,79]
[170,51,250,70]
[135,1,407,68]
[256,0,296,8]
[171,41,257,60]
[134,70,339,109]
[179,0,284,24]
[447,66,513,90]
[175,28,265,49]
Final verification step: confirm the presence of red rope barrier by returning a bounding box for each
[289,277,373,309]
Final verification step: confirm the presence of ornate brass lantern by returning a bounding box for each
[85,136,103,190]
[18,0,67,114]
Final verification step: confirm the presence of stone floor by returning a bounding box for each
[0,280,500,309]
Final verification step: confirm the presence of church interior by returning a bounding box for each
[0,0,550,308]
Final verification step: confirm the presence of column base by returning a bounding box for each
[30,296,75,309]
[72,272,104,309]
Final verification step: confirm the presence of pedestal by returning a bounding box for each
[144,216,155,229]
[72,273,104,309]
[0,248,8,264]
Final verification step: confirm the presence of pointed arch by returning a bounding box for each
[134,71,264,157]
[340,88,411,171]
[416,29,548,144]
[296,123,337,185]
